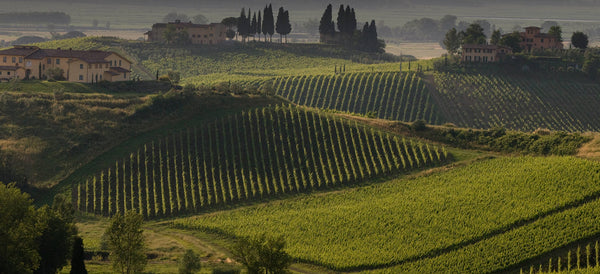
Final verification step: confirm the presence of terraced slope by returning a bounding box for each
[73,105,449,218]
[274,72,442,124]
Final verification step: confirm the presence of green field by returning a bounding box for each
[172,157,600,272]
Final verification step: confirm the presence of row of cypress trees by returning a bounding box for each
[237,4,291,43]
[319,4,383,53]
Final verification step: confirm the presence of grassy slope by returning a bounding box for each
[171,156,600,272]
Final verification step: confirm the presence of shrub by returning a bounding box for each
[412,119,427,131]
[178,249,201,274]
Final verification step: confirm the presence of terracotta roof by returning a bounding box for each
[27,49,112,63]
[105,70,120,76]
[0,66,18,70]
[0,46,40,56]
[109,67,130,73]
[462,44,510,50]
[153,22,224,29]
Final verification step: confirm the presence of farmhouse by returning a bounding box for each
[0,45,132,82]
[519,26,563,52]
[145,20,227,45]
[461,44,512,63]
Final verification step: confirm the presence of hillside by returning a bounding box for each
[172,156,600,272]
[72,105,449,218]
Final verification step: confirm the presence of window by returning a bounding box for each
[124,73,126,79]
[42,64,45,70]
[47,58,52,64]
[110,60,113,66]
[0,71,2,75]
[79,75,83,80]
[56,59,60,65]
[119,60,121,66]
[2,56,5,63]
[12,57,16,63]
[80,64,84,69]
[7,72,10,75]
[18,57,23,63]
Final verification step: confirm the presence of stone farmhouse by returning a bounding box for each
[145,20,227,45]
[0,45,131,82]
[461,44,513,63]
[519,26,563,52]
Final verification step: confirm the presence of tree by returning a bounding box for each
[490,29,502,45]
[164,12,189,23]
[500,31,522,53]
[257,11,262,41]
[105,211,147,274]
[251,12,258,40]
[35,194,77,274]
[571,31,589,49]
[541,21,559,32]
[232,234,291,274]
[0,182,44,274]
[237,8,249,42]
[70,236,87,274]
[178,249,201,274]
[337,5,346,34]
[192,14,208,24]
[319,4,335,40]
[221,17,238,40]
[439,15,457,33]
[347,7,357,34]
[443,28,461,54]
[549,25,562,42]
[262,4,275,42]
[275,7,291,43]
[582,55,600,80]
[163,24,177,44]
[461,23,486,45]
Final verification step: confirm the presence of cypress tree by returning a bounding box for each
[70,236,87,274]
[263,4,275,42]
[344,6,352,35]
[319,4,335,41]
[237,8,248,42]
[337,5,345,34]
[276,7,285,43]
[251,12,257,40]
[257,11,262,41]
[349,8,357,33]
[282,10,292,43]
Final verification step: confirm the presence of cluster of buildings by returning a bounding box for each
[0,20,227,83]
[462,26,564,63]
[144,20,227,45]
[0,45,132,83]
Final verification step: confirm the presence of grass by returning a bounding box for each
[171,156,600,271]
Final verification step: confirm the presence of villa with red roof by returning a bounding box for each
[0,45,132,83]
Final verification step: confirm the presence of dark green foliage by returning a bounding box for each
[105,211,147,274]
[421,126,588,155]
[275,7,292,43]
[500,31,523,52]
[549,25,563,42]
[232,234,291,274]
[443,28,460,54]
[460,23,486,45]
[178,249,201,274]
[0,182,44,274]
[70,236,87,274]
[262,4,275,41]
[35,194,77,274]
[0,150,27,188]
[237,8,249,41]
[582,55,600,80]
[411,119,427,131]
[571,31,589,49]
[490,29,501,45]
[319,4,335,37]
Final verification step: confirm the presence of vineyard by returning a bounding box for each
[433,71,600,132]
[171,157,600,272]
[273,72,442,124]
[72,105,448,218]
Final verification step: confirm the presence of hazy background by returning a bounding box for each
[2,0,600,58]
